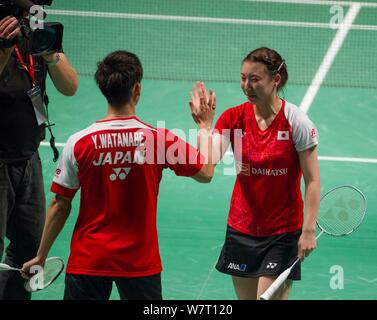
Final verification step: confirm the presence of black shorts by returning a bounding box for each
[216,226,302,280]
[64,273,162,300]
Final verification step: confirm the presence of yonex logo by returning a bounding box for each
[110,168,131,181]
[227,263,247,271]
[266,262,278,269]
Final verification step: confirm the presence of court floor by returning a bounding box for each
[6,0,377,300]
[31,76,377,300]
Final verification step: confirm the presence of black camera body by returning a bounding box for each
[0,0,52,20]
[0,0,63,56]
[0,1,24,20]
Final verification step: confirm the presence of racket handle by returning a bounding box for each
[259,259,299,300]
[0,263,21,272]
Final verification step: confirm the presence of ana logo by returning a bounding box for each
[55,168,61,176]
[311,128,317,138]
[109,168,131,181]
[266,262,278,269]
[227,263,247,272]
[277,131,289,140]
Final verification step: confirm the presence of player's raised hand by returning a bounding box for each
[189,82,216,130]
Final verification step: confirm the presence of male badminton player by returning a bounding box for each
[22,50,215,300]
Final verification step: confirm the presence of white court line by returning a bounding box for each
[357,276,377,284]
[46,9,330,28]
[196,259,219,300]
[41,141,65,148]
[46,9,377,31]
[40,142,377,164]
[318,155,377,164]
[352,24,377,31]
[299,3,361,114]
[240,0,377,8]
[223,151,377,164]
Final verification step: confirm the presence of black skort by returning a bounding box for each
[216,226,302,280]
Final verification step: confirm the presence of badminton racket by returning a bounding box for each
[0,256,64,292]
[260,185,367,300]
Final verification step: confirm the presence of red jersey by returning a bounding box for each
[214,100,318,236]
[51,116,203,277]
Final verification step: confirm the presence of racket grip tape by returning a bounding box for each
[259,268,292,300]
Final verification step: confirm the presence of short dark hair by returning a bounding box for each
[243,47,288,91]
[95,50,143,108]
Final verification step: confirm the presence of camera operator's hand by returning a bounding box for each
[0,16,21,75]
[0,16,20,40]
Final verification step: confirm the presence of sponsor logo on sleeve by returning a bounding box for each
[55,168,61,177]
[311,128,317,138]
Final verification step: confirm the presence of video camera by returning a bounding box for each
[0,0,63,56]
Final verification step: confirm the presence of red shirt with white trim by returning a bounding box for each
[51,116,203,277]
[214,100,318,236]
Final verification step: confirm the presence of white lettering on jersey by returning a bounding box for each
[91,135,99,149]
[251,167,288,176]
[93,132,145,149]
[92,150,146,166]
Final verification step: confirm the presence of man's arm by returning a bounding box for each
[189,82,216,183]
[21,195,72,271]
[192,127,214,183]
[42,52,78,96]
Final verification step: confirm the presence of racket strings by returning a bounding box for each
[317,186,366,236]
[24,257,64,292]
[43,259,64,284]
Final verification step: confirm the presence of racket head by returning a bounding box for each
[24,256,64,292]
[317,185,367,237]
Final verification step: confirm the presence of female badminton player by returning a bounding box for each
[189,47,320,300]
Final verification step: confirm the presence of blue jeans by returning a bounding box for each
[0,152,45,300]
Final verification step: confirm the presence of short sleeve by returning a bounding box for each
[215,110,231,132]
[213,107,241,144]
[284,102,319,152]
[159,129,204,176]
[50,136,80,198]
[293,115,319,152]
